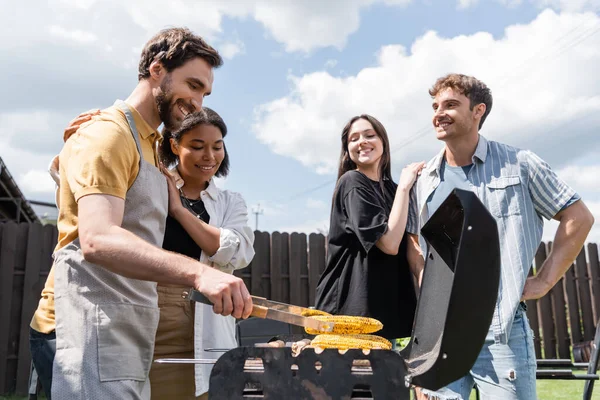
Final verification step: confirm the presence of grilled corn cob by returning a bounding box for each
[311,334,392,350]
[305,315,383,335]
[300,309,331,317]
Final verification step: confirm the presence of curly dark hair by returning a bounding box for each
[429,73,493,129]
[159,108,230,178]
[138,27,223,81]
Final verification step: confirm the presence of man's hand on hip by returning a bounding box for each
[521,275,552,301]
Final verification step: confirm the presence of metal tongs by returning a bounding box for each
[182,288,334,333]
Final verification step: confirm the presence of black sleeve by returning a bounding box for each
[343,187,388,253]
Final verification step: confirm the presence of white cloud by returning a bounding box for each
[54,0,98,9]
[557,165,600,194]
[258,202,285,218]
[48,25,98,44]
[496,0,524,7]
[251,0,411,53]
[19,170,57,194]
[536,155,600,244]
[0,111,66,155]
[0,110,73,204]
[586,201,600,243]
[0,0,420,127]
[532,0,600,12]
[219,40,246,60]
[543,200,600,243]
[252,10,600,176]
[493,0,599,10]
[458,0,479,9]
[279,218,330,235]
[2,0,414,58]
[325,59,338,69]
[306,198,327,209]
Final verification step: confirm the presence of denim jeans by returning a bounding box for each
[29,327,56,400]
[422,305,537,400]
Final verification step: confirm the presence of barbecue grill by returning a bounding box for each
[158,189,501,399]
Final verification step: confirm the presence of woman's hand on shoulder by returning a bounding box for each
[398,162,426,192]
[160,163,186,218]
[63,109,100,142]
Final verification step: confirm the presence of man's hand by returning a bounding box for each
[77,194,253,318]
[195,265,253,320]
[521,275,552,301]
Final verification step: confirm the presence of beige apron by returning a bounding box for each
[52,101,168,399]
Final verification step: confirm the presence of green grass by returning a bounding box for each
[2,381,600,399]
[466,379,600,400]
[395,338,600,399]
[536,379,600,400]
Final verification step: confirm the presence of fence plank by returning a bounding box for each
[250,231,270,298]
[575,247,595,341]
[551,275,570,359]
[10,224,29,395]
[526,267,541,358]
[38,225,56,281]
[0,223,16,394]
[587,243,600,326]
[564,263,583,345]
[536,243,556,358]
[39,225,56,294]
[308,233,326,307]
[233,265,251,292]
[0,223,28,394]
[280,233,292,303]
[16,224,45,394]
[280,233,290,304]
[289,233,306,306]
[299,234,310,307]
[270,232,284,302]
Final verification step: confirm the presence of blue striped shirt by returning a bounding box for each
[407,135,579,343]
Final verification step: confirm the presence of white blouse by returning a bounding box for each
[172,170,255,396]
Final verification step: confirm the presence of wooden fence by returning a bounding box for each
[0,223,56,396]
[526,242,600,359]
[0,221,598,395]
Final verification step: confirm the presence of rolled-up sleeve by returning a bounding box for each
[522,150,579,220]
[406,185,419,235]
[208,193,255,272]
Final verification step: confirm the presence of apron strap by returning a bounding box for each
[114,100,144,168]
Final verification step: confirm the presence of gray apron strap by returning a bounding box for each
[115,100,144,168]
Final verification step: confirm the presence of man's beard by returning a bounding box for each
[156,75,177,130]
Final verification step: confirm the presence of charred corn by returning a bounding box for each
[304,315,383,335]
[311,334,392,350]
[301,309,331,317]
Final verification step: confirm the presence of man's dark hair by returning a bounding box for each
[429,73,493,129]
[138,27,223,81]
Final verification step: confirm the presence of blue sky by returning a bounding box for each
[1,0,599,241]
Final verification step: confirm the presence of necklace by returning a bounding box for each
[179,188,207,219]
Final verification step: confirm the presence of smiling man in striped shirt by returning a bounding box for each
[407,73,595,400]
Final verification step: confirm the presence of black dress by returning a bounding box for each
[162,195,210,257]
[314,170,417,339]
